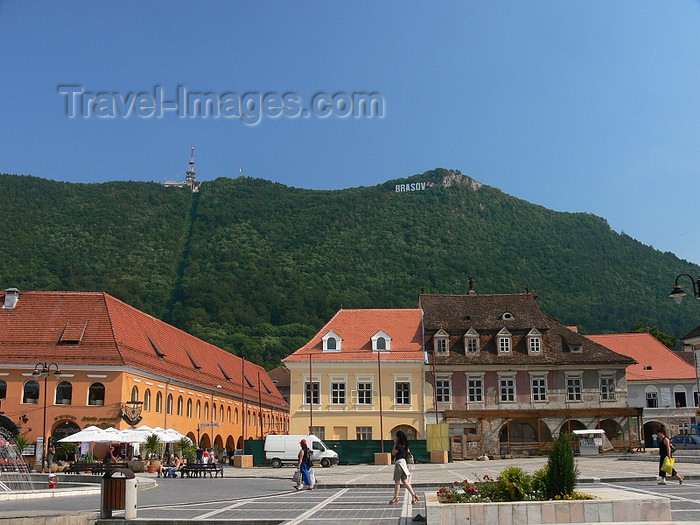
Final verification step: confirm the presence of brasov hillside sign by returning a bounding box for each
[395,181,431,192]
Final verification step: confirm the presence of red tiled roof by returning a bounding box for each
[0,290,287,409]
[585,333,696,381]
[284,309,424,362]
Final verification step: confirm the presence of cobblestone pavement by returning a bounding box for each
[6,454,700,523]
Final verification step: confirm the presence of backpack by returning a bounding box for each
[306,449,313,467]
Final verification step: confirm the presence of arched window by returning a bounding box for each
[187,399,193,418]
[327,337,336,350]
[0,379,6,399]
[204,402,209,420]
[177,396,183,416]
[130,386,139,402]
[377,337,386,350]
[196,400,201,418]
[144,389,151,411]
[166,394,173,415]
[234,407,239,424]
[155,391,163,413]
[23,380,39,404]
[212,403,217,421]
[55,381,72,405]
[88,382,105,406]
[220,405,224,422]
[226,406,231,423]
[645,385,658,408]
[674,385,688,408]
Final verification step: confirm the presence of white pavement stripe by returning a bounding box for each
[283,488,349,525]
[194,499,250,519]
[603,482,700,504]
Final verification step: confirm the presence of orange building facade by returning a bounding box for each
[0,289,288,463]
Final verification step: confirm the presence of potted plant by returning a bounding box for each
[80,451,95,473]
[177,437,196,465]
[12,434,29,457]
[144,433,162,473]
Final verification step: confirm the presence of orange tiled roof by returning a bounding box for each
[585,333,696,381]
[284,309,424,362]
[0,290,287,409]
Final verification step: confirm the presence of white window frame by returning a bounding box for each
[566,375,582,402]
[465,328,480,353]
[498,373,516,403]
[330,381,346,405]
[304,379,320,405]
[529,373,547,402]
[527,328,542,355]
[395,381,411,405]
[645,386,658,408]
[356,381,373,405]
[434,329,449,355]
[467,376,483,403]
[436,376,451,403]
[322,330,342,352]
[497,328,512,354]
[599,374,616,401]
[372,330,392,352]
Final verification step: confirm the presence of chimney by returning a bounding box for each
[468,277,477,296]
[3,288,19,309]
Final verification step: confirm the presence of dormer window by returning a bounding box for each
[500,312,514,321]
[497,328,512,354]
[371,330,391,352]
[434,329,449,355]
[570,344,582,353]
[322,330,342,352]
[465,328,480,353]
[527,328,542,355]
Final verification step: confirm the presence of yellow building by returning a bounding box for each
[283,309,426,440]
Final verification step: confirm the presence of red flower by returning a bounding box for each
[438,487,446,494]
[454,481,460,485]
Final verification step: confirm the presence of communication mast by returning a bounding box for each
[163,146,201,192]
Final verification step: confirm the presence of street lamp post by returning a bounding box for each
[669,273,700,427]
[669,274,700,304]
[32,362,61,471]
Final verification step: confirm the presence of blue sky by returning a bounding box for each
[2,2,700,265]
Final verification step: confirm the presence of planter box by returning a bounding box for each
[234,455,253,468]
[374,452,391,465]
[425,487,671,525]
[430,450,449,464]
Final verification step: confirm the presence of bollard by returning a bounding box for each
[101,468,137,519]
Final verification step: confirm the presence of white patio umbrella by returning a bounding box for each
[160,428,192,444]
[57,425,108,443]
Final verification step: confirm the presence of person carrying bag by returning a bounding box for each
[657,428,683,485]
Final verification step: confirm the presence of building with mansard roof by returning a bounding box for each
[0,288,288,464]
[419,292,640,456]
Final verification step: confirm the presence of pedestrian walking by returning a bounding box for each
[46,437,55,472]
[294,439,314,490]
[390,430,419,505]
[657,428,683,485]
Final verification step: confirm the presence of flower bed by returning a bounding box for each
[426,487,671,525]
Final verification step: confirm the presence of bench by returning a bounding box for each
[63,462,130,474]
[179,463,224,478]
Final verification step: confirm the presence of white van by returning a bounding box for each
[264,434,339,468]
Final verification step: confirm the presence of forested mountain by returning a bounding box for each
[1,169,698,369]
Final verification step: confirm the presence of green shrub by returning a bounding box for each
[497,466,531,501]
[546,433,579,498]
[531,465,549,499]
